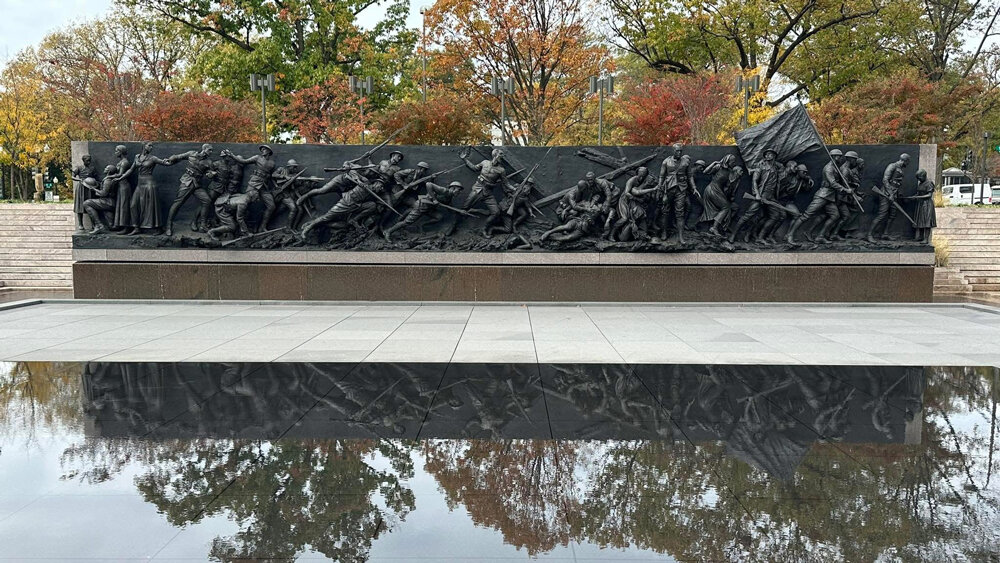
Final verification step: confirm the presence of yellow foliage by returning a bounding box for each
[932,233,950,266]
[715,70,775,144]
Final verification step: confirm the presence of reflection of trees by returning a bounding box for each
[425,366,1000,561]
[422,439,577,556]
[0,361,83,445]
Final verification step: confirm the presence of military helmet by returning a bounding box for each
[83,177,99,189]
[829,148,844,157]
[287,159,299,167]
[258,144,273,154]
[417,161,429,169]
[796,164,808,172]
[388,150,404,159]
[763,148,778,157]
[693,159,706,168]
[448,181,463,189]
[844,150,859,159]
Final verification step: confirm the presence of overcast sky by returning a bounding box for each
[0,0,425,61]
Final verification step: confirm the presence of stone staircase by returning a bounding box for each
[0,204,74,290]
[934,207,1000,294]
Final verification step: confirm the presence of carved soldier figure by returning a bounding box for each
[225,152,243,194]
[656,143,697,243]
[194,157,233,231]
[267,159,306,230]
[390,160,430,209]
[909,169,936,243]
[568,172,615,217]
[384,180,465,240]
[697,154,741,237]
[729,148,781,243]
[759,162,810,242]
[209,190,259,240]
[786,149,850,244]
[541,194,603,243]
[457,148,509,236]
[867,153,910,242]
[72,155,99,231]
[497,176,537,235]
[611,166,659,241]
[222,145,277,231]
[164,143,215,236]
[300,169,392,239]
[828,152,863,240]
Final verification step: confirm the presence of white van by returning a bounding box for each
[941,183,994,205]
[941,167,998,204]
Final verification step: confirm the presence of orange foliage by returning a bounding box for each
[810,71,978,144]
[615,74,732,146]
[374,94,488,145]
[134,90,259,142]
[425,0,612,145]
[281,77,363,144]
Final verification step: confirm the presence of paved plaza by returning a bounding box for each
[1,299,999,366]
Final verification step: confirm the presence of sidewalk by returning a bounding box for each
[1,300,997,366]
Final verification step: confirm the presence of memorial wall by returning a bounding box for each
[69,133,936,301]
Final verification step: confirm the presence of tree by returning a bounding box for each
[281,76,364,144]
[135,90,260,142]
[614,73,733,145]
[0,56,59,200]
[425,0,613,145]
[129,0,418,117]
[604,0,887,105]
[374,95,489,145]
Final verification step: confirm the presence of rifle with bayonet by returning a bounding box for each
[345,124,410,165]
[872,185,916,226]
[401,164,466,192]
[507,146,553,216]
[741,192,800,217]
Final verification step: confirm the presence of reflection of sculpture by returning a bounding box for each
[867,153,910,243]
[72,155,98,232]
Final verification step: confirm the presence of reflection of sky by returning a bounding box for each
[1,362,999,560]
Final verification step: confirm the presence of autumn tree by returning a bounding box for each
[374,95,489,145]
[614,73,734,145]
[281,77,365,144]
[425,0,613,145]
[135,90,260,142]
[0,56,60,199]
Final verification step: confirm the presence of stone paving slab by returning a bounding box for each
[1,299,999,366]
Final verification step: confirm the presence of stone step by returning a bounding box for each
[0,249,72,257]
[0,274,72,282]
[956,265,1000,271]
[0,279,72,288]
[934,229,1000,234]
[0,267,71,275]
[0,242,71,249]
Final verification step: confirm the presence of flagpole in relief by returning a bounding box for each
[798,100,864,212]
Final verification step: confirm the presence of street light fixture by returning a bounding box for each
[735,74,760,129]
[350,75,374,145]
[982,132,990,204]
[588,75,615,146]
[490,76,515,145]
[250,73,275,143]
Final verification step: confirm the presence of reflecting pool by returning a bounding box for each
[0,361,996,560]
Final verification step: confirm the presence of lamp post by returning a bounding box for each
[490,76,515,145]
[350,75,374,145]
[588,75,615,146]
[250,73,275,142]
[982,132,990,204]
[420,7,428,104]
[735,74,760,129]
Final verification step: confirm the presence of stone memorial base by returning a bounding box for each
[72,250,934,302]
